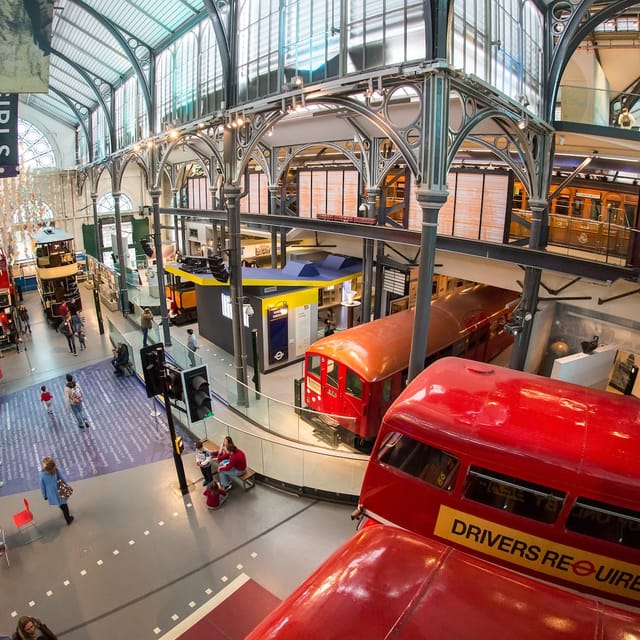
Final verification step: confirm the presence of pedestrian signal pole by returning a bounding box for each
[140,344,189,495]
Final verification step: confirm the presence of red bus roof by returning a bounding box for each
[383,357,640,508]
[246,524,639,639]
[307,285,517,382]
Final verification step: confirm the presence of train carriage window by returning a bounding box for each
[381,379,391,403]
[345,369,362,399]
[566,498,640,550]
[327,359,339,387]
[464,467,565,524]
[308,355,321,378]
[451,339,467,357]
[378,432,459,491]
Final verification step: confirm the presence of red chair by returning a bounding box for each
[13,498,40,542]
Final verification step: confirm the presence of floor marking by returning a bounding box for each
[46,591,53,597]
[188,601,196,608]
[128,540,135,546]
[220,575,228,583]
[113,549,120,555]
[80,569,87,576]
[158,521,165,526]
[144,530,150,535]
[97,559,103,565]
[204,588,212,595]
[11,611,17,618]
[157,574,251,640]
[153,627,161,635]
[236,563,243,570]
[171,614,179,621]
[28,601,35,607]
[63,580,70,586]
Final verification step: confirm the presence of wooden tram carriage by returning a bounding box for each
[303,284,518,449]
[34,228,82,326]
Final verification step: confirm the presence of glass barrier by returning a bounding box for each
[223,374,359,451]
[557,84,639,130]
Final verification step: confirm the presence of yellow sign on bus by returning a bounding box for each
[434,505,640,602]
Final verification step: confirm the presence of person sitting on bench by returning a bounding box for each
[217,437,247,491]
[112,342,130,376]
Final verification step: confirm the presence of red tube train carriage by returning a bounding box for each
[303,284,518,449]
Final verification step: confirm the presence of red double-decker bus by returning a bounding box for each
[247,523,639,639]
[357,357,640,607]
[246,358,640,638]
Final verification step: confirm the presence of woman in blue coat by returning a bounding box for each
[40,457,74,525]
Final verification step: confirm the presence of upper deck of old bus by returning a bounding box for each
[359,357,640,606]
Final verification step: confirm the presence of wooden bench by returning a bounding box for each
[236,468,256,491]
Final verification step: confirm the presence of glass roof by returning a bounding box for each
[20,0,205,126]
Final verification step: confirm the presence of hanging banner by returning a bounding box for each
[0,0,53,93]
[0,94,19,178]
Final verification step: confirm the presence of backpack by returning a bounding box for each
[621,114,631,127]
[70,385,83,404]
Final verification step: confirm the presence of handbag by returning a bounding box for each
[57,475,74,500]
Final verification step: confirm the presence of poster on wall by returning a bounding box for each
[606,351,640,397]
[295,304,311,356]
[0,0,54,93]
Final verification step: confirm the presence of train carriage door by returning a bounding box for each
[322,357,343,417]
[464,312,489,361]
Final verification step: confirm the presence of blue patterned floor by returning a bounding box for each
[0,359,193,494]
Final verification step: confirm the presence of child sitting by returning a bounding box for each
[204,482,228,510]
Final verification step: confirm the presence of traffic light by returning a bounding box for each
[140,343,165,398]
[208,254,229,283]
[174,436,184,455]
[181,364,213,424]
[165,365,183,401]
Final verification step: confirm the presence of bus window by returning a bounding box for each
[345,369,363,399]
[464,467,565,524]
[378,433,459,491]
[566,498,640,550]
[308,355,321,378]
[327,359,339,388]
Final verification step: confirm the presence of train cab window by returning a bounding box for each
[566,498,640,550]
[464,467,565,524]
[381,379,391,403]
[345,369,362,399]
[326,359,339,387]
[307,355,321,378]
[378,433,459,491]
[451,339,466,357]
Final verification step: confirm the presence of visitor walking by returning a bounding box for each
[70,311,85,350]
[187,328,198,367]
[63,374,90,429]
[60,314,77,355]
[17,305,30,334]
[12,615,58,639]
[141,307,153,347]
[40,386,53,414]
[40,457,74,526]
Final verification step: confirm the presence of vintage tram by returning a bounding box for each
[34,228,82,326]
[303,284,518,449]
